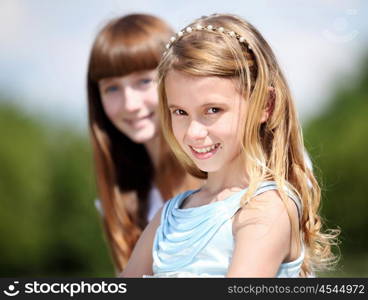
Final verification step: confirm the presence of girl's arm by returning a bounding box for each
[227,190,298,277]
[119,207,163,277]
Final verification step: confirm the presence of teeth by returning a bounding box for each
[192,144,219,153]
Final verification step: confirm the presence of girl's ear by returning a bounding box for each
[260,86,275,123]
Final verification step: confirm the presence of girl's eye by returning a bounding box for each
[172,109,187,116]
[207,107,221,114]
[137,78,153,88]
[104,85,119,94]
[140,78,152,84]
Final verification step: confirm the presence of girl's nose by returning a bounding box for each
[186,120,208,141]
[123,88,142,112]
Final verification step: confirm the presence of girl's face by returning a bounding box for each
[165,70,248,173]
[98,70,159,143]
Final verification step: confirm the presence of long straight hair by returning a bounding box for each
[158,14,340,276]
[87,14,198,273]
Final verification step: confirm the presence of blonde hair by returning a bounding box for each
[158,14,340,276]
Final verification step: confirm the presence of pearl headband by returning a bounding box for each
[164,24,252,55]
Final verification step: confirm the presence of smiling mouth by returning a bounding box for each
[124,112,154,125]
[190,143,221,154]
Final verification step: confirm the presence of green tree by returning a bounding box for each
[0,102,113,276]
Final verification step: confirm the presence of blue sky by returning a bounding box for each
[0,0,367,129]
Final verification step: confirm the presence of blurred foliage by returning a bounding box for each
[304,53,368,276]
[0,52,367,277]
[0,103,114,276]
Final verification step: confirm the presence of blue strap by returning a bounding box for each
[252,181,303,221]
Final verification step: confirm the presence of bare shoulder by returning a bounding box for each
[227,190,300,276]
[149,205,164,229]
[232,189,298,232]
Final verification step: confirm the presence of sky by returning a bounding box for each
[0,0,367,130]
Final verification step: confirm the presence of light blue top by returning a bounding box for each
[145,181,304,277]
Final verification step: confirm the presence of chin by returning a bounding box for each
[193,161,221,173]
[130,127,157,144]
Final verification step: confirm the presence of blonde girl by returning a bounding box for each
[121,13,339,277]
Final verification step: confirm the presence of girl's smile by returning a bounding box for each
[189,143,221,160]
[123,111,155,129]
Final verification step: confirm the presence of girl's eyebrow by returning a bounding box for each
[201,102,228,108]
[168,104,180,109]
[168,102,228,110]
[99,78,118,87]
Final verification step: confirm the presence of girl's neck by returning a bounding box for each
[201,153,249,196]
[144,134,161,171]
